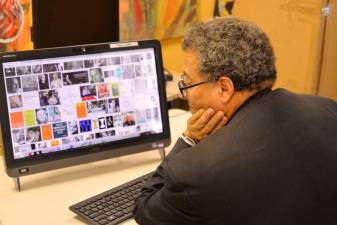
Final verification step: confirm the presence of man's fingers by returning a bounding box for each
[195,108,215,127]
[201,111,224,134]
[188,109,205,125]
[211,116,228,134]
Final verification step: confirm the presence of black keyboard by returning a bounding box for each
[69,172,154,225]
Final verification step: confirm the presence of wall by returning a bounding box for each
[160,0,216,74]
[318,0,337,100]
[233,0,325,94]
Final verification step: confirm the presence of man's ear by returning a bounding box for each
[217,76,235,103]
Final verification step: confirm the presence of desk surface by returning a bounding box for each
[0,109,190,225]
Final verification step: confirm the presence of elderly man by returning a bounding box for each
[133,16,337,225]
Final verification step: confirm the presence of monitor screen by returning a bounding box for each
[0,40,170,177]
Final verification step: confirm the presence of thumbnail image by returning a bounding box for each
[62,135,82,145]
[97,83,110,98]
[93,58,107,67]
[26,126,41,143]
[35,108,49,124]
[21,75,39,92]
[104,70,115,81]
[16,65,32,75]
[48,106,62,122]
[12,128,25,145]
[4,67,16,76]
[113,114,122,127]
[122,112,136,127]
[91,119,99,130]
[106,116,114,128]
[79,119,92,133]
[82,133,94,141]
[136,110,146,124]
[147,64,154,76]
[121,56,131,64]
[121,64,135,79]
[135,64,142,77]
[108,57,121,65]
[64,61,84,70]
[98,117,106,129]
[115,68,122,79]
[32,65,42,74]
[84,60,94,68]
[43,63,62,73]
[145,107,160,121]
[80,84,97,101]
[89,68,104,83]
[106,130,115,136]
[6,77,21,93]
[63,71,89,85]
[49,72,63,89]
[111,83,119,97]
[153,107,160,120]
[9,95,23,109]
[38,142,50,150]
[130,55,140,62]
[32,65,42,73]
[86,100,107,114]
[95,130,115,139]
[39,90,60,106]
[95,132,105,139]
[24,110,36,127]
[107,98,120,113]
[38,74,50,90]
[52,122,68,139]
[68,121,79,135]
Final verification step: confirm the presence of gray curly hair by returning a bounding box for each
[182,16,277,91]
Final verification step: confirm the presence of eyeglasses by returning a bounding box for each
[178,76,212,99]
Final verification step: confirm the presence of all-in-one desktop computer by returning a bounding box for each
[0,40,171,224]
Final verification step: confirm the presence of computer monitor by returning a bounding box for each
[0,40,170,177]
[32,0,119,48]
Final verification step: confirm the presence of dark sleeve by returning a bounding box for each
[133,138,202,225]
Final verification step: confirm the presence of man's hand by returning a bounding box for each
[184,108,228,143]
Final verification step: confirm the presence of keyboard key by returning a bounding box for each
[98,219,109,225]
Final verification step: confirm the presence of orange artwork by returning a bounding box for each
[41,124,53,141]
[0,0,32,52]
[10,111,24,128]
[76,102,87,119]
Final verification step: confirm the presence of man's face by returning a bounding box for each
[183,50,224,113]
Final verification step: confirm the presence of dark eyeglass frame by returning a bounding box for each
[178,77,213,99]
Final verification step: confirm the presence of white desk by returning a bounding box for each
[0,109,190,225]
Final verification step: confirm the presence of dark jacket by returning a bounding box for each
[134,89,337,225]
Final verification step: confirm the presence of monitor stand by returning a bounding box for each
[14,177,21,192]
[158,148,166,160]
[13,148,166,192]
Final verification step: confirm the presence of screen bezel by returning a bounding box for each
[0,40,170,177]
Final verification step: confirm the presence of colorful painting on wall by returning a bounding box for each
[120,0,199,41]
[0,0,32,52]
